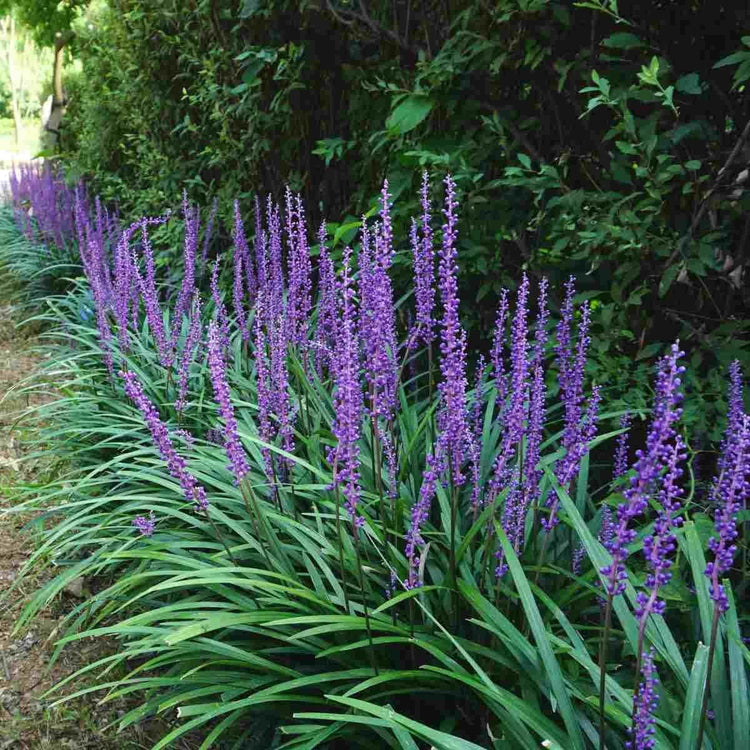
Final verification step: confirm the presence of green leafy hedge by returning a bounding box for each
[57,0,750,436]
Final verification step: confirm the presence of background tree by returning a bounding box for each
[0,14,53,147]
[0,0,89,150]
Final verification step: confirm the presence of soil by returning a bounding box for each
[0,301,198,749]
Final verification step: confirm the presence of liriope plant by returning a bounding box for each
[1,166,748,750]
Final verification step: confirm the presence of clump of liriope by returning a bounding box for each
[5,165,750,750]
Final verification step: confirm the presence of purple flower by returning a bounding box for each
[330,246,364,528]
[210,256,232,355]
[718,360,745,474]
[600,504,615,548]
[120,370,207,511]
[490,288,510,402]
[627,648,659,750]
[572,543,586,576]
[233,199,257,342]
[253,311,276,484]
[634,432,686,621]
[602,343,686,597]
[543,280,600,531]
[133,219,173,368]
[268,316,296,473]
[173,428,196,451]
[132,511,156,537]
[359,181,399,422]
[516,278,550,527]
[266,197,285,325]
[254,196,268,305]
[236,199,257,306]
[313,224,337,375]
[614,412,632,480]
[505,274,530,454]
[206,428,224,446]
[112,219,142,353]
[207,320,250,483]
[75,188,115,376]
[468,355,486,513]
[233,230,248,342]
[380,425,399,504]
[404,448,444,588]
[727,360,745,434]
[285,189,312,348]
[705,368,749,612]
[436,175,469,485]
[411,171,436,346]
[175,294,202,413]
[170,193,199,347]
[488,275,531,527]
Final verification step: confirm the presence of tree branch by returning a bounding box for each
[326,0,421,56]
[663,118,750,270]
[475,99,544,164]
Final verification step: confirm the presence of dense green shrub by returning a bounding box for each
[57,0,750,432]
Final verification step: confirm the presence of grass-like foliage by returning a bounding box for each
[0,163,97,308]
[2,166,749,750]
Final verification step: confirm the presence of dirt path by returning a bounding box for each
[0,302,114,748]
[0,302,191,749]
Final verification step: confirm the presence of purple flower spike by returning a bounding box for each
[112,219,143,353]
[543,281,599,532]
[572,544,586,576]
[411,171,436,347]
[601,343,686,597]
[266,197,285,325]
[285,190,312,348]
[515,278,550,538]
[233,199,256,342]
[627,648,659,750]
[488,275,532,550]
[436,175,469,485]
[210,256,232,355]
[132,511,156,537]
[331,246,364,528]
[120,370,207,511]
[635,432,686,621]
[507,274,530,453]
[253,310,276,485]
[175,294,203,413]
[207,320,250,484]
[314,223,337,375]
[359,181,399,423]
[404,448,444,589]
[254,196,268,305]
[614,412,632,480]
[233,233,248,342]
[468,355,486,514]
[268,316,296,472]
[236,199,257,308]
[600,504,615,549]
[170,193,199,347]
[133,219,173,368]
[490,288,510,402]
[727,360,745,437]
[705,366,749,612]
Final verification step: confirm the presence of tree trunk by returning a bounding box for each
[3,16,22,147]
[41,30,73,152]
